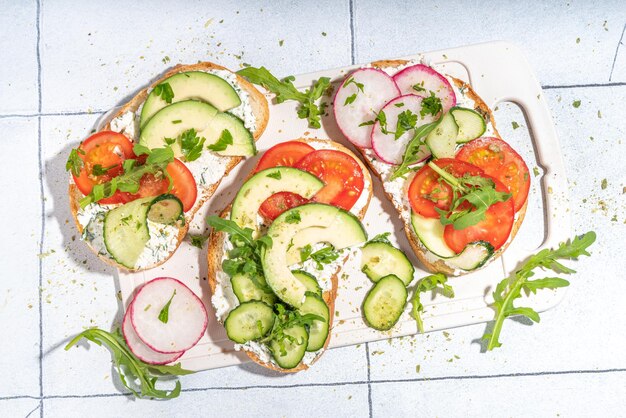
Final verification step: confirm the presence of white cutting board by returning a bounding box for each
[117,41,571,371]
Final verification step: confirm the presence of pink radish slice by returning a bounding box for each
[392,64,456,113]
[371,94,436,165]
[122,302,184,365]
[333,68,400,148]
[131,277,208,354]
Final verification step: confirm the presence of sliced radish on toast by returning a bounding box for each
[130,277,208,354]
[334,68,400,148]
[371,94,436,165]
[122,303,184,365]
[393,64,456,113]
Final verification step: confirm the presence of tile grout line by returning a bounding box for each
[36,0,44,417]
[365,343,373,418]
[349,0,356,65]
[608,22,626,82]
[542,81,626,89]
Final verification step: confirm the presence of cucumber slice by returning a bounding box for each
[103,197,153,268]
[360,242,415,286]
[298,293,329,352]
[206,113,255,157]
[224,301,275,344]
[230,273,277,306]
[363,274,407,331]
[447,241,494,270]
[269,323,309,369]
[426,111,458,158]
[450,106,486,143]
[292,270,322,297]
[147,194,184,225]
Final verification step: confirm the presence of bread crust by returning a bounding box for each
[207,138,372,372]
[360,60,528,275]
[68,62,269,272]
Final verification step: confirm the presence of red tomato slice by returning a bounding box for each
[443,175,515,252]
[122,159,197,212]
[295,150,364,211]
[408,158,484,218]
[73,131,135,203]
[456,137,530,212]
[255,141,316,221]
[255,141,315,171]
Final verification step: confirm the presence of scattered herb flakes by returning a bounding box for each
[204,18,214,28]
[511,121,520,130]
[533,167,540,177]
[415,365,421,373]
[597,110,602,118]
[576,37,580,44]
[188,234,209,249]
[548,186,553,194]
[322,32,327,36]
[572,100,581,108]
[601,179,608,190]
[162,56,170,64]
[278,39,284,47]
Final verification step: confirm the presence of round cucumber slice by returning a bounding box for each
[360,242,415,286]
[298,293,329,352]
[230,273,277,306]
[450,106,486,143]
[363,274,407,331]
[147,194,184,225]
[224,301,275,344]
[426,111,458,158]
[269,323,309,369]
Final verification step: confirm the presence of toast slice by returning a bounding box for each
[69,62,269,272]
[207,138,372,372]
[357,59,527,276]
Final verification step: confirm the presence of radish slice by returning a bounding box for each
[393,64,456,113]
[122,302,184,365]
[333,68,400,148]
[371,94,436,165]
[131,277,208,354]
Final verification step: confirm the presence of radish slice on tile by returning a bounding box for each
[371,94,436,165]
[393,64,456,112]
[131,277,208,354]
[333,68,400,148]
[122,302,184,365]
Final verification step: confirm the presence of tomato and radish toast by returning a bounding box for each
[122,303,185,365]
[333,68,400,148]
[68,61,269,272]
[392,63,456,113]
[130,277,208,353]
[207,137,373,373]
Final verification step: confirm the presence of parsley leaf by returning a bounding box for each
[420,92,443,117]
[300,245,340,270]
[153,82,175,104]
[158,290,176,324]
[390,120,440,180]
[483,231,596,350]
[285,210,301,224]
[66,147,85,176]
[207,129,234,152]
[188,234,209,249]
[266,170,282,180]
[410,273,454,333]
[342,76,365,106]
[394,110,418,140]
[412,83,426,93]
[65,328,193,399]
[179,128,206,162]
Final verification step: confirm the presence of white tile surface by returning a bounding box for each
[0,118,41,397]
[0,398,41,418]
[40,0,351,113]
[0,0,38,114]
[353,0,626,85]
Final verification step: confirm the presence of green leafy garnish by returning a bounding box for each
[367,232,392,245]
[153,82,175,104]
[207,129,234,152]
[188,234,209,249]
[266,170,282,180]
[66,147,85,176]
[237,66,330,128]
[394,110,419,140]
[342,76,365,106]
[259,303,324,356]
[572,100,581,108]
[389,120,440,180]
[483,231,596,350]
[92,164,117,176]
[410,273,454,333]
[64,328,193,399]
[412,83,426,93]
[285,210,301,224]
[158,290,176,324]
[179,128,206,162]
[420,92,442,117]
[428,161,511,230]
[300,244,340,270]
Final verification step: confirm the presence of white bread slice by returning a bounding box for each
[207,138,372,373]
[358,59,527,276]
[69,62,269,272]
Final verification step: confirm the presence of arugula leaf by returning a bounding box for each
[296,76,331,129]
[390,120,440,180]
[207,129,234,152]
[153,82,175,104]
[158,290,176,324]
[359,120,375,127]
[188,234,209,249]
[420,92,442,117]
[300,245,340,270]
[367,232,392,245]
[92,164,117,176]
[300,244,313,262]
[65,328,193,399]
[66,147,85,176]
[179,128,206,162]
[483,231,596,350]
[259,303,324,356]
[410,273,454,333]
[285,210,301,224]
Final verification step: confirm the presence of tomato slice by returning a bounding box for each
[255,141,316,221]
[456,137,530,212]
[73,131,135,203]
[408,158,484,218]
[255,141,315,171]
[122,159,197,212]
[443,175,514,252]
[295,150,364,211]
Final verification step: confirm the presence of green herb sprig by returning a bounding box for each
[179,129,206,161]
[66,147,85,176]
[158,290,176,324]
[259,303,324,356]
[389,120,440,180]
[342,76,365,106]
[153,82,175,104]
[410,273,454,333]
[207,129,234,152]
[299,244,340,270]
[65,328,193,399]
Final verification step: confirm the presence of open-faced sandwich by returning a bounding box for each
[333,60,530,276]
[207,139,373,372]
[66,62,269,271]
